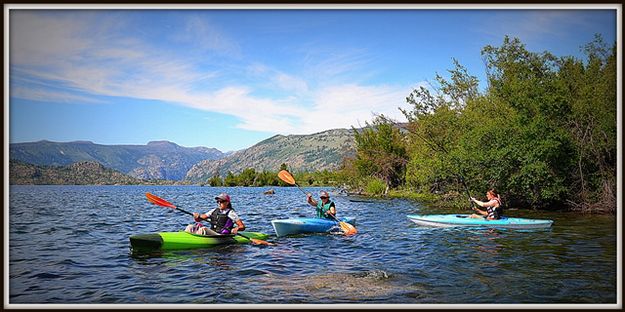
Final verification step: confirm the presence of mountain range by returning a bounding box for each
[185,128,356,182]
[9,140,223,180]
[9,128,357,183]
[9,160,161,185]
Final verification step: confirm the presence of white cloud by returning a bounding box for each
[10,11,415,137]
[10,85,104,104]
[274,72,309,94]
[292,84,412,134]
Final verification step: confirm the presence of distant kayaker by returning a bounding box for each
[469,189,502,220]
[184,193,246,235]
[306,190,336,219]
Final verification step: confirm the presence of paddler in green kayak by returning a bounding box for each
[469,189,502,220]
[306,190,336,219]
[184,193,246,235]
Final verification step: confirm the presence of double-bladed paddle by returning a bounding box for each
[277,170,357,236]
[145,192,274,246]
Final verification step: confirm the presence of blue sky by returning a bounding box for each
[7,6,618,152]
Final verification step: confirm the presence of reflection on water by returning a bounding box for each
[8,185,617,304]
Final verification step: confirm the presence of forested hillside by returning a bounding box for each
[9,160,155,185]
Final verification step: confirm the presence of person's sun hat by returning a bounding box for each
[214,193,231,202]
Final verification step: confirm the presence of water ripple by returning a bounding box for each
[8,185,617,304]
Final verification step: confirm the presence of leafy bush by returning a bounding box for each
[365,177,387,196]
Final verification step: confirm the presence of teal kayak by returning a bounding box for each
[129,231,270,251]
[271,217,356,237]
[407,214,553,229]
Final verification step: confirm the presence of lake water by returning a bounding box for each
[7,185,618,306]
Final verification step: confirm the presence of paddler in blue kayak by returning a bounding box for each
[184,193,246,236]
[469,189,502,220]
[306,190,336,219]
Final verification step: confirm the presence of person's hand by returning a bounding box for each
[231,227,238,234]
[306,193,312,200]
[193,212,201,221]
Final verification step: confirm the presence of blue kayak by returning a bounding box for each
[271,217,356,237]
[407,214,553,229]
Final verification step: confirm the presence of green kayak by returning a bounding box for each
[129,231,270,251]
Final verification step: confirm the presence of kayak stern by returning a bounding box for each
[129,233,164,250]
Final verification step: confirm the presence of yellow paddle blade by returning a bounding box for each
[277,170,296,185]
[339,221,357,236]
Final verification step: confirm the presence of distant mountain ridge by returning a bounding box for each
[185,128,356,182]
[10,128,357,183]
[9,160,148,185]
[9,140,224,180]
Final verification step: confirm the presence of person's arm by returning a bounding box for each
[193,212,207,222]
[307,193,317,207]
[472,207,487,216]
[469,198,487,215]
[483,199,499,207]
[193,208,214,222]
[232,220,245,234]
[228,210,245,234]
[471,197,487,207]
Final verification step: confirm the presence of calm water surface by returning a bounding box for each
[8,185,617,305]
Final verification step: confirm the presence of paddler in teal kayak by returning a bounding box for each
[306,190,336,219]
[184,193,246,235]
[469,189,502,220]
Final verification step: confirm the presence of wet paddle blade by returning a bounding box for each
[237,233,275,246]
[146,192,176,209]
[250,238,275,246]
[339,221,358,236]
[277,170,296,185]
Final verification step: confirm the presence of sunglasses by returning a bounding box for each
[320,196,328,199]
[216,199,227,203]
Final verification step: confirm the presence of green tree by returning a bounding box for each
[207,174,223,187]
[237,168,257,186]
[401,59,479,197]
[352,115,408,194]
[558,34,616,213]
[479,36,576,207]
[223,171,237,187]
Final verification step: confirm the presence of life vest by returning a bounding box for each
[316,200,335,219]
[486,198,502,220]
[210,208,235,234]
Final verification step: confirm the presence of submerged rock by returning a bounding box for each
[250,270,421,302]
